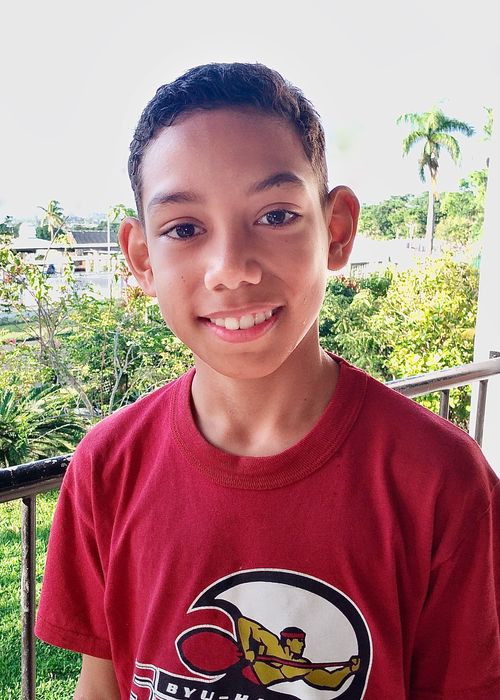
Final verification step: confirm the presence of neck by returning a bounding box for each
[190,341,338,457]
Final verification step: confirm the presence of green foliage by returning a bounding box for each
[358,271,393,298]
[0,385,86,467]
[397,108,475,252]
[95,204,138,233]
[434,215,472,245]
[0,345,54,399]
[1,237,194,421]
[360,168,487,246]
[37,200,69,242]
[0,216,19,243]
[319,261,478,426]
[60,291,193,416]
[359,194,429,239]
[372,257,478,425]
[434,169,487,244]
[398,108,474,184]
[319,273,391,379]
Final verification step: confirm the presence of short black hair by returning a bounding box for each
[280,626,306,646]
[128,62,328,220]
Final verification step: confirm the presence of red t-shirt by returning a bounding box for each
[35,358,500,699]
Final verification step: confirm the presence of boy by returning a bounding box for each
[35,63,499,700]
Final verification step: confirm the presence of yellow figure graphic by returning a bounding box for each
[237,616,361,691]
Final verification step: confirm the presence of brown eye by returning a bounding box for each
[257,210,297,227]
[163,223,202,239]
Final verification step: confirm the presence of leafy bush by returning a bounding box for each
[0,385,86,467]
[60,291,193,416]
[319,260,478,426]
[373,257,478,425]
[319,272,391,379]
[0,243,193,420]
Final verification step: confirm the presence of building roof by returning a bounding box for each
[71,229,118,245]
[10,228,120,252]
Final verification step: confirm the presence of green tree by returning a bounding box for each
[397,108,474,253]
[0,216,19,243]
[373,257,478,425]
[0,385,86,467]
[0,242,194,417]
[37,199,69,241]
[319,273,391,379]
[359,194,429,239]
[434,169,488,245]
[61,292,193,416]
[0,246,94,409]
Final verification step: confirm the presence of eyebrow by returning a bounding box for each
[249,171,306,194]
[147,190,202,212]
[147,171,306,213]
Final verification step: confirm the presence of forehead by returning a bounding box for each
[140,108,318,206]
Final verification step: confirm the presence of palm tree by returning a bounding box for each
[398,108,474,253]
[38,199,68,242]
[0,385,87,467]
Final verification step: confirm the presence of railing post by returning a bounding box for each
[21,495,37,700]
[439,390,450,420]
[474,379,489,448]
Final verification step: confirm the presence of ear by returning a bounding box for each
[326,186,360,271]
[118,217,157,297]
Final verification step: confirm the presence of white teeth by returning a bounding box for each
[225,317,239,330]
[209,309,275,330]
[239,315,255,329]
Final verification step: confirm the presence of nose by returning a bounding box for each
[203,229,263,291]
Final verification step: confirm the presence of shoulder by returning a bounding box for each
[339,359,498,563]
[65,370,193,488]
[339,357,497,499]
[83,370,191,450]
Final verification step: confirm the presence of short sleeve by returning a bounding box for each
[35,443,112,659]
[410,480,500,699]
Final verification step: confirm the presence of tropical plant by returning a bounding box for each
[318,262,478,426]
[0,215,19,243]
[372,256,479,425]
[37,199,69,242]
[0,246,95,413]
[60,291,193,416]
[319,273,391,379]
[0,385,86,467]
[397,108,474,253]
[359,194,429,239]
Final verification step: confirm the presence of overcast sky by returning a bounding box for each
[1,0,497,220]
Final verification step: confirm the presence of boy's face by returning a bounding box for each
[120,108,358,380]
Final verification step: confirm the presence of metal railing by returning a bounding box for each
[387,351,500,445]
[1,353,500,699]
[0,455,70,700]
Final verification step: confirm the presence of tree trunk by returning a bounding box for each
[425,189,434,254]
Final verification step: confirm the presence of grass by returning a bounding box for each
[0,492,80,699]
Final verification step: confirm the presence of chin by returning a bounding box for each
[194,352,290,381]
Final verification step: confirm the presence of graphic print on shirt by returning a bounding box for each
[131,569,372,700]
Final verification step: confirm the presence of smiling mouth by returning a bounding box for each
[207,308,276,330]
